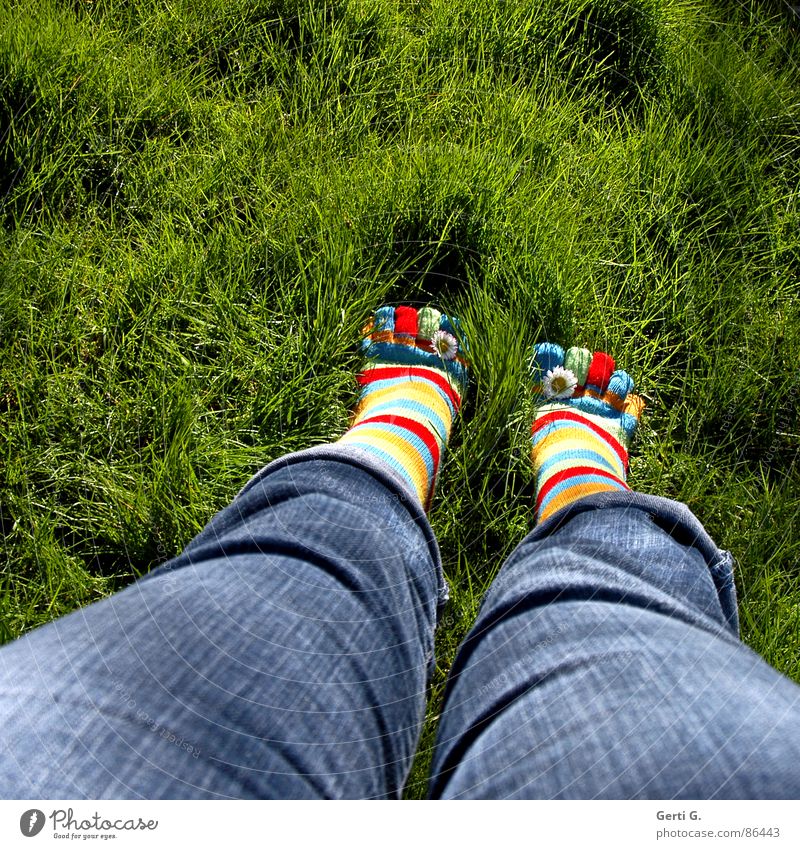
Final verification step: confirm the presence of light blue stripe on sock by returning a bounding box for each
[536,447,624,479]
[361,376,456,418]
[363,398,449,444]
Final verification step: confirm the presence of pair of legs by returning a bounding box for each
[1,307,799,798]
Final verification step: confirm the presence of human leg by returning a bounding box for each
[429,345,800,799]
[0,306,466,799]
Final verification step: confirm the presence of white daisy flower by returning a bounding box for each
[542,365,577,400]
[431,329,458,360]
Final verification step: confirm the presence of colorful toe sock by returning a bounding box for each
[338,305,469,511]
[529,342,645,524]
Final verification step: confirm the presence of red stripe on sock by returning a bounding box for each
[535,465,629,512]
[355,414,441,470]
[357,366,461,411]
[531,410,628,468]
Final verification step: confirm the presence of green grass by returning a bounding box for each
[1,0,799,797]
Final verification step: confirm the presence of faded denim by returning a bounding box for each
[1,448,798,799]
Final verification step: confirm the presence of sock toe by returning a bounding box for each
[606,369,634,402]
[417,307,442,341]
[394,305,419,337]
[374,305,395,332]
[585,351,615,392]
[563,347,592,387]
[530,342,565,380]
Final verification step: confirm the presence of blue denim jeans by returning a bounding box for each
[1,447,799,799]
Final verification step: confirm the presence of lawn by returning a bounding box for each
[1,0,798,797]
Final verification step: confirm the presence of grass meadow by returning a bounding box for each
[1,0,799,796]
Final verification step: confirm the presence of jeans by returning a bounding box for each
[1,446,799,799]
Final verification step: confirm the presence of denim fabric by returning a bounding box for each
[0,448,440,799]
[429,492,800,799]
[1,448,799,799]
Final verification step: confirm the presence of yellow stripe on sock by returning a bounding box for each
[539,480,624,523]
[351,383,454,430]
[339,425,430,502]
[532,428,623,474]
[351,406,450,441]
[533,453,623,480]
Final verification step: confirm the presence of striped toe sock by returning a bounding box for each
[338,305,468,511]
[529,342,644,524]
[531,406,630,523]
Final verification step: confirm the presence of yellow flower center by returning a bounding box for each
[550,375,568,394]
